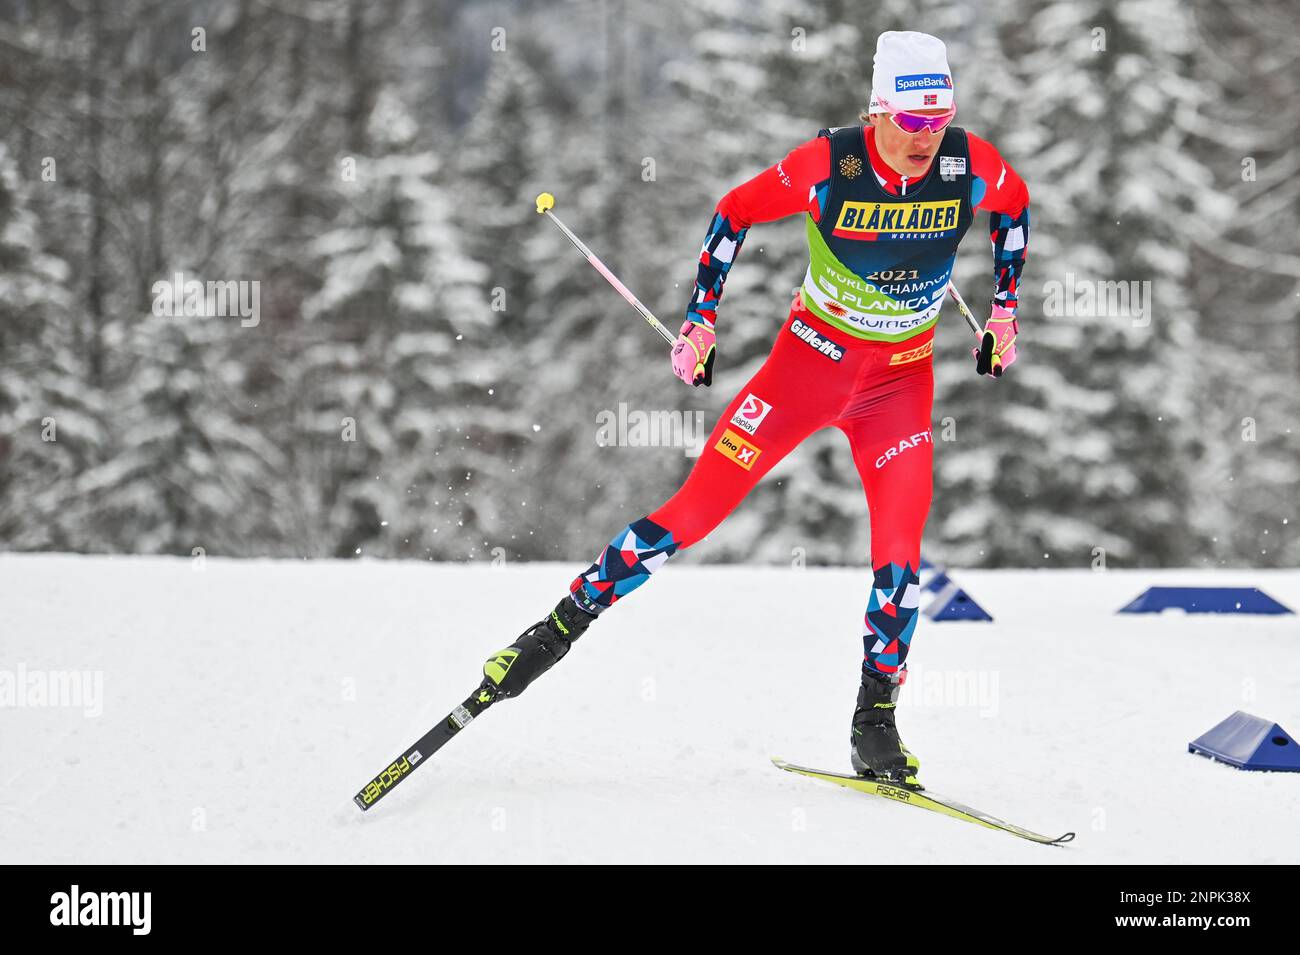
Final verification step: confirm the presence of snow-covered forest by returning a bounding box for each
[0,0,1296,569]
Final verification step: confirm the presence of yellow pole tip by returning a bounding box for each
[535,192,555,214]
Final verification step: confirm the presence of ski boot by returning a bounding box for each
[850,667,922,790]
[481,596,595,700]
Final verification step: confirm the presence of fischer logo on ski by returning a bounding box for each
[353,686,500,811]
[771,757,1075,846]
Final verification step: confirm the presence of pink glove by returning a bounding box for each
[671,318,716,387]
[972,304,1018,378]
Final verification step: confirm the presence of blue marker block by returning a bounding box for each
[1118,586,1294,615]
[920,568,951,594]
[1189,712,1300,772]
[921,571,993,622]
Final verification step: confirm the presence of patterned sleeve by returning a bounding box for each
[686,137,829,327]
[967,132,1029,313]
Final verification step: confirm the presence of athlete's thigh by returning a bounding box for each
[652,317,854,546]
[840,363,935,557]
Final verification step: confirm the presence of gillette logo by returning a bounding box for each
[895,73,951,92]
[789,319,845,362]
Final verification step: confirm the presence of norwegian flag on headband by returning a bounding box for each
[924,93,938,106]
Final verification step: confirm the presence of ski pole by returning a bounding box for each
[535,190,980,352]
[534,192,676,346]
[946,280,983,338]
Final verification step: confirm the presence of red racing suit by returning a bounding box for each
[569,122,1029,679]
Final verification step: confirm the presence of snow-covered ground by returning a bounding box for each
[1,554,1297,864]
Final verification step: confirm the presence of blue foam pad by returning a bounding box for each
[924,587,993,622]
[1189,711,1300,771]
[1119,586,1293,615]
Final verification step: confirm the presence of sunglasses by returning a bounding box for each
[877,96,956,135]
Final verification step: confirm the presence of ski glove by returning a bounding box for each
[671,316,716,387]
[972,304,1018,377]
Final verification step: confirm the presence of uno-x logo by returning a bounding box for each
[714,428,762,470]
[875,430,933,469]
[889,340,933,366]
[789,318,844,361]
[729,393,773,435]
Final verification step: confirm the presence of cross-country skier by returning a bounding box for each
[483,31,1029,788]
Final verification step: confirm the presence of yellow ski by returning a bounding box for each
[772,757,1075,846]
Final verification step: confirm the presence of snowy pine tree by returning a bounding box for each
[931,0,1217,568]
[0,144,104,550]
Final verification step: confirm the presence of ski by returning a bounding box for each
[353,599,589,812]
[353,685,499,811]
[772,757,1075,846]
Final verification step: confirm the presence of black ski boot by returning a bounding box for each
[481,596,595,700]
[849,668,922,789]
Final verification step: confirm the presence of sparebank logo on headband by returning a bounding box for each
[895,73,951,92]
